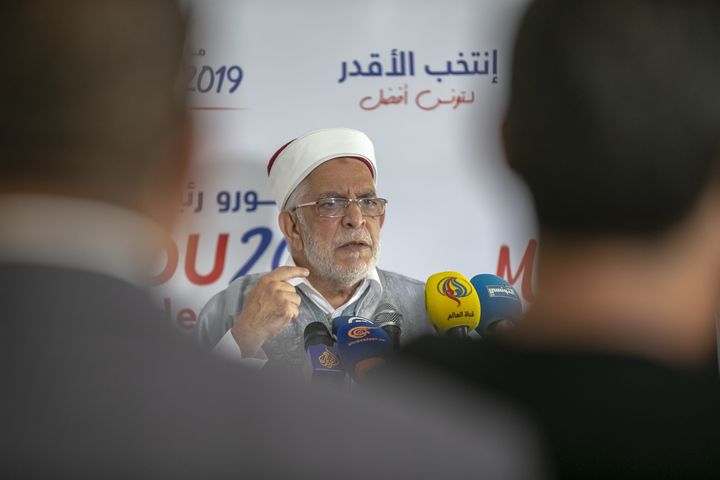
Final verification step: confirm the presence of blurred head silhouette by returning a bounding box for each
[504,0,720,366]
[0,0,190,230]
[506,0,720,238]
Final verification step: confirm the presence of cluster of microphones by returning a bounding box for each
[303,272,522,388]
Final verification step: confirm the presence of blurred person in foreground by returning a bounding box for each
[391,0,720,477]
[196,128,435,367]
[0,1,544,478]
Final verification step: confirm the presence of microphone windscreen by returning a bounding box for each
[470,274,523,335]
[425,271,481,335]
[373,303,403,329]
[373,303,402,350]
[303,322,333,351]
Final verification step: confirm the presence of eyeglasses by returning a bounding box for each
[292,197,388,218]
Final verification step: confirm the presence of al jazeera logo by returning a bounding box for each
[437,276,474,307]
[318,348,340,369]
[348,326,372,339]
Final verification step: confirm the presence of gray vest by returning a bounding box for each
[195,269,434,367]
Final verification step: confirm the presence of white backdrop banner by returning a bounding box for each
[155,0,538,333]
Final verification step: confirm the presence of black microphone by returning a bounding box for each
[373,303,402,351]
[303,321,334,349]
[302,322,345,388]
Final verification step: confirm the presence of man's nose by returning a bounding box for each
[342,201,365,229]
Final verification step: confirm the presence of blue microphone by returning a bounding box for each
[470,274,523,337]
[331,315,373,337]
[335,319,393,381]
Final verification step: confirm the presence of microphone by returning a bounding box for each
[302,322,346,388]
[372,303,402,350]
[425,271,481,337]
[470,274,523,337]
[335,318,393,381]
[304,321,334,349]
[331,315,371,337]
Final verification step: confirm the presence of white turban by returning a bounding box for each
[267,128,377,209]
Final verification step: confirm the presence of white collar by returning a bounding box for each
[284,256,382,316]
[0,194,167,287]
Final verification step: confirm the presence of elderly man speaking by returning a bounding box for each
[196,128,433,366]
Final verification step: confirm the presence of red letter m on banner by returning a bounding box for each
[497,239,537,302]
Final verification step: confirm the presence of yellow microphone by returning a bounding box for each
[425,271,481,337]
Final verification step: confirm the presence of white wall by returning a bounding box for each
[155,0,538,331]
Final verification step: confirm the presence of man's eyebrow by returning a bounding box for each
[317,191,344,199]
[316,190,377,199]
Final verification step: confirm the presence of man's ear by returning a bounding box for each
[279,210,304,252]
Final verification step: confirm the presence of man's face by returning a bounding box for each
[294,157,384,287]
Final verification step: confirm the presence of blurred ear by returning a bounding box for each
[677,171,720,287]
[279,210,304,252]
[699,175,720,251]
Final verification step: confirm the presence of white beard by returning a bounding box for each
[298,216,380,288]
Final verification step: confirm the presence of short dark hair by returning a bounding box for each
[507,0,720,236]
[0,0,187,202]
